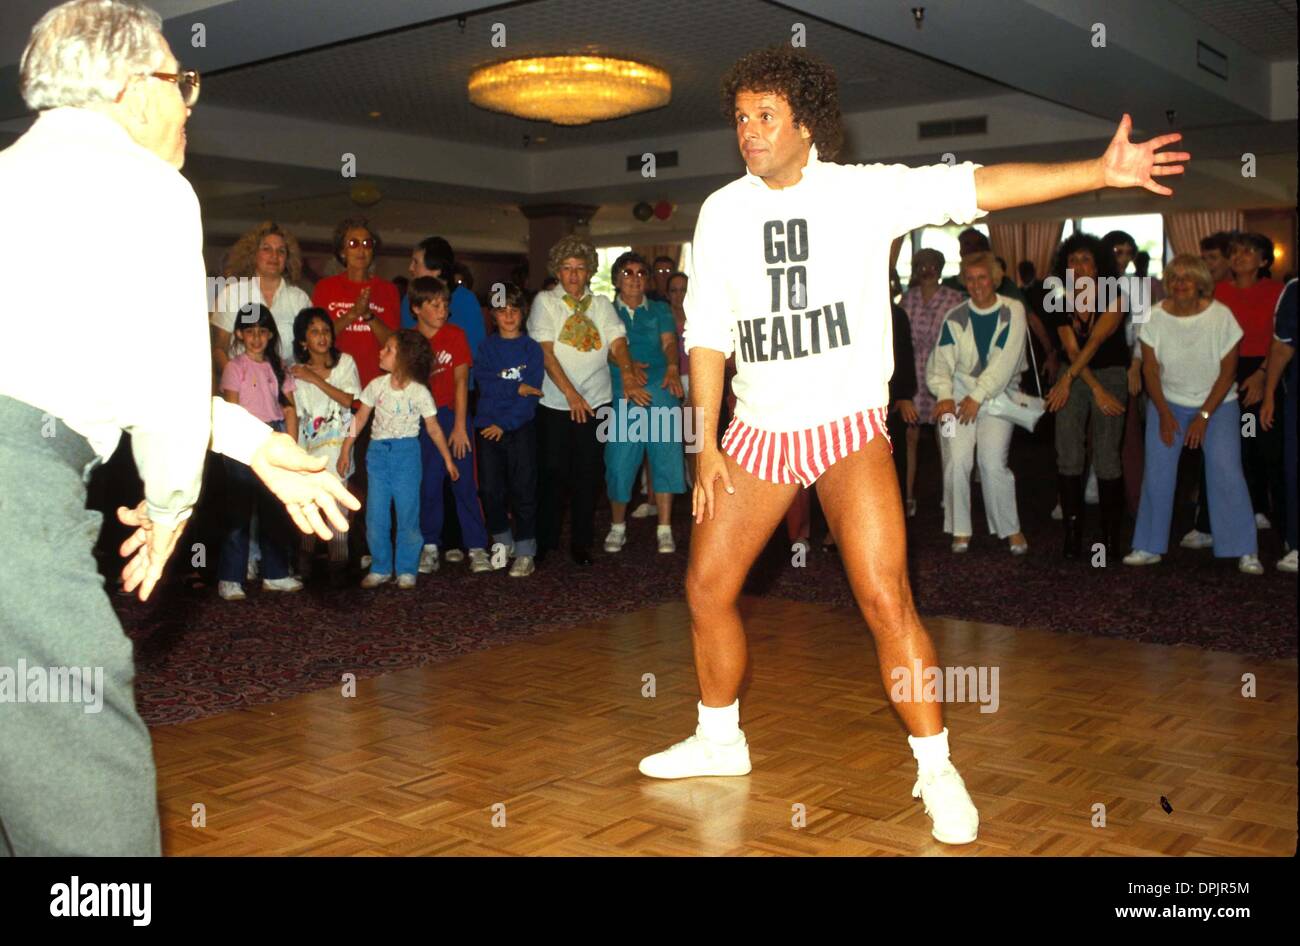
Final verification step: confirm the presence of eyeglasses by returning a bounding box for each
[654,267,672,274]
[347,238,376,249]
[149,69,201,106]
[620,269,647,280]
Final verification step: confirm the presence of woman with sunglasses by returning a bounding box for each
[311,218,399,388]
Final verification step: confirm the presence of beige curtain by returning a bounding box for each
[1164,210,1245,256]
[631,244,682,269]
[987,221,1064,281]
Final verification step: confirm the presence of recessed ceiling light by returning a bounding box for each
[368,110,382,118]
[535,136,547,144]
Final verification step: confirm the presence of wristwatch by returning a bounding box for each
[1198,409,1210,421]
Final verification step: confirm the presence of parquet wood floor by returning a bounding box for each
[154,598,1297,856]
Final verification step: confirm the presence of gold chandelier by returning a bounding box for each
[468,56,671,126]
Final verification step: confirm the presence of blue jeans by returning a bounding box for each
[219,420,290,583]
[477,421,538,557]
[1133,400,1256,557]
[419,406,488,550]
[366,436,422,576]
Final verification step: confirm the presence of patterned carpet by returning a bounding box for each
[107,433,1297,727]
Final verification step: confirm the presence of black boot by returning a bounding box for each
[1059,473,1084,559]
[1098,477,1126,562]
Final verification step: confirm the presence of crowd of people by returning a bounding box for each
[207,221,697,593]
[894,227,1296,573]
[203,214,1297,602]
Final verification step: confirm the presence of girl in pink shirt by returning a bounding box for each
[217,304,300,599]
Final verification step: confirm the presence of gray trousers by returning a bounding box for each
[0,396,161,856]
[1054,365,1129,479]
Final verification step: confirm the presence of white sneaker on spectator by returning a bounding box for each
[360,554,372,569]
[262,576,302,593]
[360,572,391,589]
[468,548,492,573]
[218,581,245,601]
[1051,502,1062,521]
[657,527,675,554]
[1278,550,1298,573]
[1180,529,1213,549]
[912,764,979,844]
[444,549,465,563]
[604,525,627,553]
[1123,549,1161,566]
[396,574,417,589]
[1238,554,1263,575]
[1254,513,1272,530]
[638,729,752,779]
[419,544,439,574]
[629,502,656,519]
[508,555,535,577]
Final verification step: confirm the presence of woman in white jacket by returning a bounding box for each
[926,252,1030,554]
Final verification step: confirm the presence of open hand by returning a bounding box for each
[117,502,186,602]
[1101,114,1190,196]
[250,432,360,540]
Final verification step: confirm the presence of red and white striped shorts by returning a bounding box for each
[720,406,892,487]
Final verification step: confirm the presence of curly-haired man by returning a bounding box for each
[638,47,1189,846]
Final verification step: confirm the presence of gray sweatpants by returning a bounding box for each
[1054,365,1129,479]
[0,396,160,856]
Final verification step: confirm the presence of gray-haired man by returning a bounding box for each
[0,0,358,855]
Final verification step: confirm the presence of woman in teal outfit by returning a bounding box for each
[602,251,687,554]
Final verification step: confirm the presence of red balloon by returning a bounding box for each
[653,200,672,220]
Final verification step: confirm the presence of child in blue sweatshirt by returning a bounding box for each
[474,284,546,576]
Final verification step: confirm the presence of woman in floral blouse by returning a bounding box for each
[899,248,965,516]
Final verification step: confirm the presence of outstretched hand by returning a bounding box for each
[1101,114,1189,196]
[250,432,361,540]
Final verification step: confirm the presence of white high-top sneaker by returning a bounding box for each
[638,727,752,779]
[912,764,979,844]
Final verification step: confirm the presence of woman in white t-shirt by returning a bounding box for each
[1126,254,1261,573]
[290,308,362,584]
[210,221,312,371]
[526,236,643,565]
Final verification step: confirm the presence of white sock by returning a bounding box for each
[907,727,952,774]
[656,524,672,536]
[697,699,741,744]
[610,522,626,534]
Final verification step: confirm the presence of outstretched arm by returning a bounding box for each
[974,115,1189,212]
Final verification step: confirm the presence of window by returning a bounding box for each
[896,223,989,286]
[1070,214,1165,277]
[590,245,630,299]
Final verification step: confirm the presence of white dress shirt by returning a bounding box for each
[527,285,627,411]
[0,107,271,528]
[683,145,986,432]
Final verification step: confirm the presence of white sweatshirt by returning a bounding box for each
[925,295,1030,404]
[0,108,271,528]
[683,146,985,432]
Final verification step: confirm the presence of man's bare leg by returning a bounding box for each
[639,454,795,778]
[816,435,979,843]
[686,454,798,705]
[815,436,941,736]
